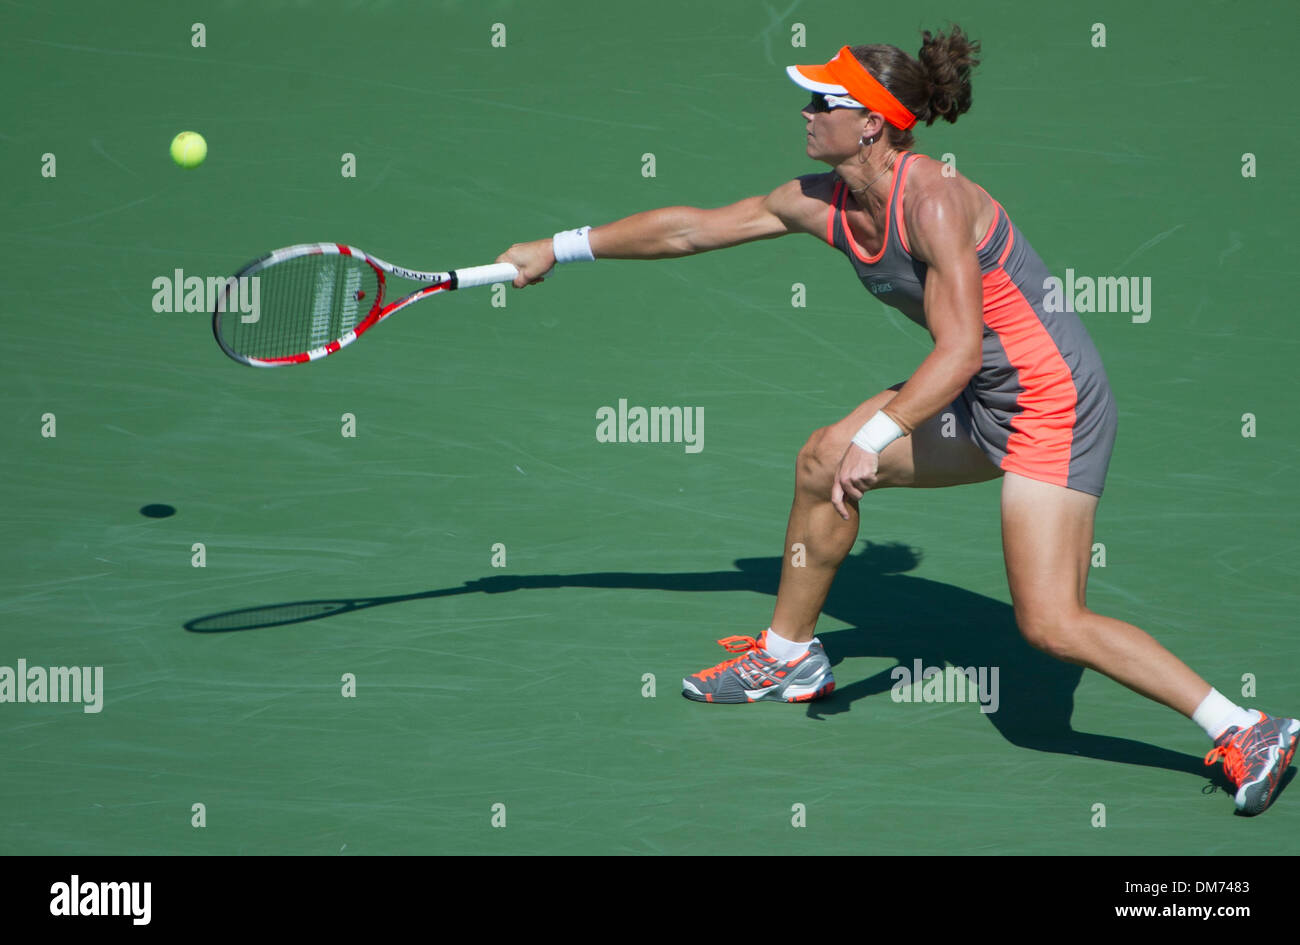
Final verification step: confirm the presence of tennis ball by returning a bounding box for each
[170,131,207,169]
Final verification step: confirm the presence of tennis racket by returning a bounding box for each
[212,242,520,367]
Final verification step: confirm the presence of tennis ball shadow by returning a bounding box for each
[184,540,1236,789]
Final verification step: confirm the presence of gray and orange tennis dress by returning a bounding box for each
[825,152,1117,496]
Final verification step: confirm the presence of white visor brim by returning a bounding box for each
[786,66,864,108]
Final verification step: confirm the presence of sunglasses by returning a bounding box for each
[806,92,862,113]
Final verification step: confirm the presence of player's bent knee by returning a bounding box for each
[795,389,905,497]
[1015,609,1089,663]
[796,427,836,490]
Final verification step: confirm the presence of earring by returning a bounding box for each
[857,134,874,163]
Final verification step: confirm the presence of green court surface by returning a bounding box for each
[2,0,1297,855]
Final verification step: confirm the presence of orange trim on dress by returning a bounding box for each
[997,215,1016,267]
[981,267,1078,487]
[826,180,842,246]
[895,159,1002,262]
[837,152,910,265]
[974,204,1001,254]
[968,183,1011,263]
[895,153,918,256]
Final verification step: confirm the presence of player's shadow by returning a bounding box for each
[185,541,1231,789]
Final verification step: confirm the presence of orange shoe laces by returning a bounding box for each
[1204,714,1277,783]
[693,635,764,681]
[1204,739,1246,785]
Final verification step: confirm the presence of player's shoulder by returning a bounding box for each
[765,172,839,235]
[774,171,839,203]
[899,153,988,238]
[899,153,985,208]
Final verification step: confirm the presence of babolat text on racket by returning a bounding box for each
[212,243,520,367]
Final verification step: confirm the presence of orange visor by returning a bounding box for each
[786,46,918,130]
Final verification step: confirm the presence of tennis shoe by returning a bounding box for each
[1204,713,1300,815]
[682,631,834,704]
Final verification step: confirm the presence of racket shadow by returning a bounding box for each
[183,586,473,633]
[182,541,1233,791]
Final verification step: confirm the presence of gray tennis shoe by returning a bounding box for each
[682,631,835,704]
[1204,713,1300,815]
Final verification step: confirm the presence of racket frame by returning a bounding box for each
[212,242,517,367]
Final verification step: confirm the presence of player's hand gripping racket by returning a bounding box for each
[212,243,520,367]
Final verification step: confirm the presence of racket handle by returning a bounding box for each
[454,263,519,289]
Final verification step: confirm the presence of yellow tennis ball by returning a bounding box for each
[170,131,207,169]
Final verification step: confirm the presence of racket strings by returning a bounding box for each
[218,254,381,361]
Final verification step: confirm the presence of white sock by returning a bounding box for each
[762,626,812,661]
[1192,688,1260,741]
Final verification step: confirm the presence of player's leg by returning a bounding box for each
[769,385,1001,642]
[1000,471,1299,814]
[1000,471,1209,712]
[681,386,1000,705]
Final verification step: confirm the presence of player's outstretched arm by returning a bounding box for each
[495,178,811,288]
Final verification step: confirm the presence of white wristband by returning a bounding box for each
[552,226,595,264]
[851,410,904,454]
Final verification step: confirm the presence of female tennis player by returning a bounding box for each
[496,27,1297,815]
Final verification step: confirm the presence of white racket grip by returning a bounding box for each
[454,263,520,289]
